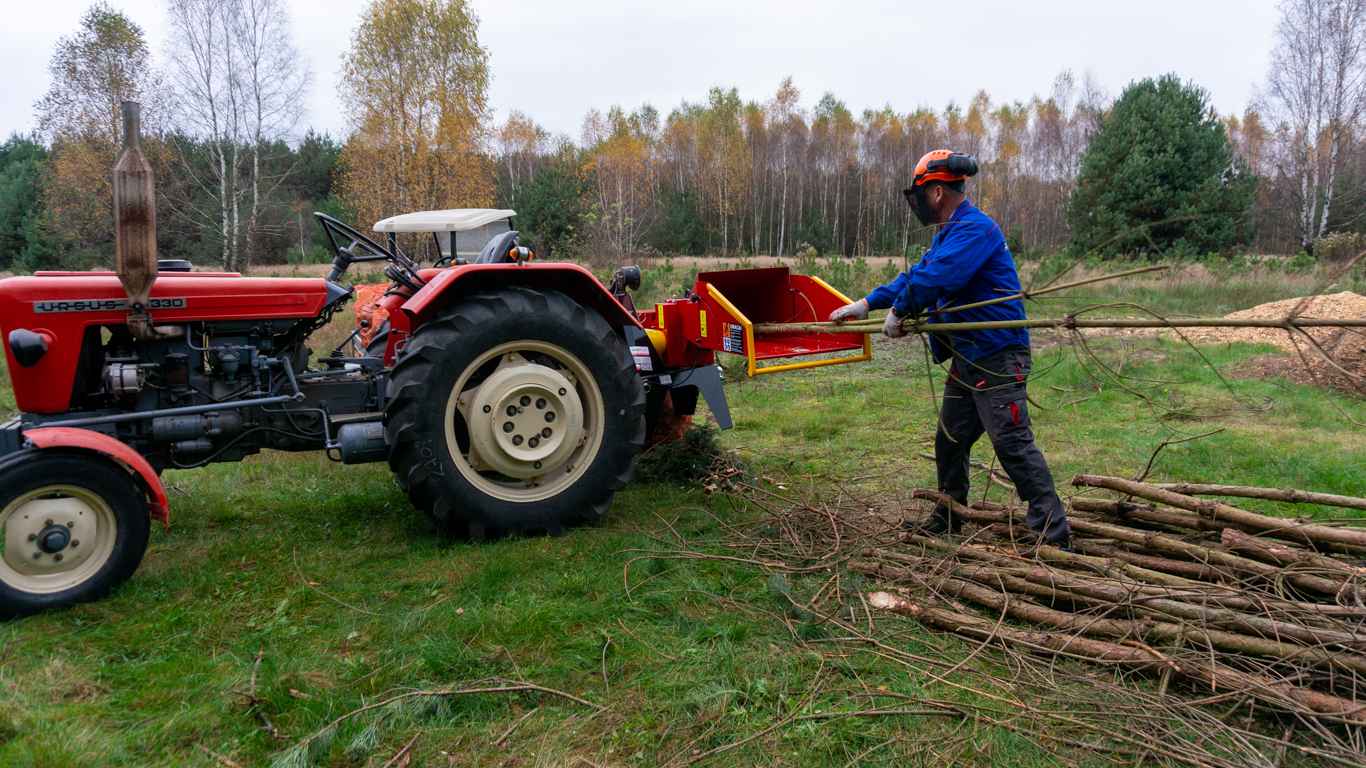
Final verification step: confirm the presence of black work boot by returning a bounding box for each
[903,504,963,536]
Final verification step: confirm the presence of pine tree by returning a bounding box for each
[1067,74,1255,257]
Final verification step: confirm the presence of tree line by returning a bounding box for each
[1,0,1364,274]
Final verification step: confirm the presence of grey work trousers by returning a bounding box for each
[933,347,1071,544]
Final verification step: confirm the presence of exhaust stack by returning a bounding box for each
[113,100,159,339]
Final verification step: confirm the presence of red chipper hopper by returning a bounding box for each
[643,266,871,376]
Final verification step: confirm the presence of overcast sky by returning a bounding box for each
[0,0,1281,144]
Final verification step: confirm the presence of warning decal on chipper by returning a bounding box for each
[629,345,653,372]
[33,297,188,313]
[723,323,745,354]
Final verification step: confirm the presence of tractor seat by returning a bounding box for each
[473,230,521,264]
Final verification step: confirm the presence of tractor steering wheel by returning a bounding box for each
[314,212,395,283]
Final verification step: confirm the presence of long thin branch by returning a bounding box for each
[285,679,602,754]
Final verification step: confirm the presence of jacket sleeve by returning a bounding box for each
[864,269,911,311]
[892,218,996,316]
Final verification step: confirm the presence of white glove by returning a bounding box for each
[828,298,869,323]
[882,308,908,338]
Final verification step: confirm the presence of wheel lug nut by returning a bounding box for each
[528,437,540,448]
[27,533,36,542]
[541,427,552,438]
[502,422,514,433]
[66,521,74,528]
[483,405,492,413]
[533,461,542,469]
[32,552,41,560]
[520,395,531,407]
[535,398,546,409]
[53,554,63,562]
[44,519,53,527]
[506,405,517,417]
[545,412,556,423]
[558,388,567,396]
[512,435,523,446]
[71,540,79,548]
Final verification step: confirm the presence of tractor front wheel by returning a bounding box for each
[0,453,151,618]
[386,288,645,537]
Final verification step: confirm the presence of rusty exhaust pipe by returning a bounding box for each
[113,100,164,340]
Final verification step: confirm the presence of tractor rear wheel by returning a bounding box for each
[0,453,150,618]
[386,288,645,537]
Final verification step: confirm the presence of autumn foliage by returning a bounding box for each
[337,0,494,246]
[8,0,1366,272]
[33,3,162,267]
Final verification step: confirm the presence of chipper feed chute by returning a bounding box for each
[644,266,871,376]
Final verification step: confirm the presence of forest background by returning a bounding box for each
[2,0,1364,275]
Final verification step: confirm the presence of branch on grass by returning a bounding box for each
[1133,428,1225,482]
[864,590,1366,725]
[1072,475,1366,553]
[292,549,380,616]
[379,732,420,768]
[1152,482,1366,512]
[282,679,602,757]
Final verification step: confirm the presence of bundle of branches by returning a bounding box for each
[649,473,1366,765]
[850,475,1366,752]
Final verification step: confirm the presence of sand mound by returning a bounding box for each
[1185,291,1366,395]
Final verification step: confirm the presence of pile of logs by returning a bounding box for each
[851,475,1366,725]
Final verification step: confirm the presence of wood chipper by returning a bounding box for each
[0,104,873,616]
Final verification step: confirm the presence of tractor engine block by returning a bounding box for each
[28,316,385,472]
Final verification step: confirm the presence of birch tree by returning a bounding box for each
[769,78,800,257]
[35,3,163,258]
[495,111,547,208]
[582,107,653,259]
[164,0,308,270]
[495,75,1130,258]
[234,0,309,266]
[1265,0,1366,251]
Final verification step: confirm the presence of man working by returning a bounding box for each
[829,149,1071,547]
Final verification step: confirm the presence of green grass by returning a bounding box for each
[1,301,1364,765]
[1028,259,1366,319]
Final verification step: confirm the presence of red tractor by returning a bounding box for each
[0,107,869,617]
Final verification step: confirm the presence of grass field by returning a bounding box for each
[0,270,1364,766]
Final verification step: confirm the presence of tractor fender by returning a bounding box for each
[401,263,642,333]
[21,427,170,526]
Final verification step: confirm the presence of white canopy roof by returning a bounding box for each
[372,208,516,233]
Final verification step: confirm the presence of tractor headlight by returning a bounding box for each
[8,329,49,368]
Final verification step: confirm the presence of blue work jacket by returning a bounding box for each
[865,199,1030,363]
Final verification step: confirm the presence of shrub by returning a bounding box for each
[1313,232,1366,265]
[634,423,734,484]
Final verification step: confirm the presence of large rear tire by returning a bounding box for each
[0,453,150,618]
[385,288,645,537]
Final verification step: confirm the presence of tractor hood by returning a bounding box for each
[0,272,331,414]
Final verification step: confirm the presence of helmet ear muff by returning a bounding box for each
[911,151,978,188]
[926,153,978,178]
[946,153,978,177]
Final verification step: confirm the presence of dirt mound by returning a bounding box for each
[1189,291,1366,395]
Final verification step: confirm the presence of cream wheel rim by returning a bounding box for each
[445,341,606,502]
[0,485,117,594]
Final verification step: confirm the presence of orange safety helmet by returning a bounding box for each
[910,149,979,188]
